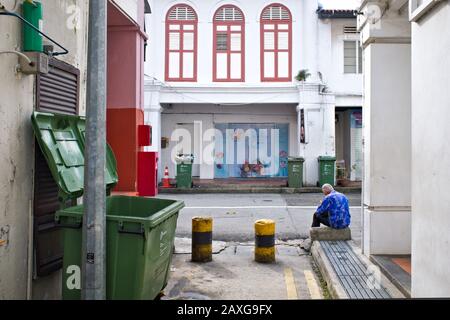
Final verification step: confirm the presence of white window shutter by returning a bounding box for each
[278,52,289,78]
[278,32,289,50]
[230,33,241,51]
[183,32,194,50]
[264,32,275,50]
[230,53,241,79]
[264,52,275,78]
[169,52,180,78]
[169,32,180,50]
[183,52,194,78]
[216,53,228,79]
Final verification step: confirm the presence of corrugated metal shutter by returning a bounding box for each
[34,58,80,277]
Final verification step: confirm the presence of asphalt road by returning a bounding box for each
[157,192,362,245]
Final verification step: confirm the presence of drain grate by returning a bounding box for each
[321,241,391,299]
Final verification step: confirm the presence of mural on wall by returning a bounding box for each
[214,123,289,178]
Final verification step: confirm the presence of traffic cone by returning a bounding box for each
[162,166,171,188]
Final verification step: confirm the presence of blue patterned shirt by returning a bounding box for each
[315,191,351,229]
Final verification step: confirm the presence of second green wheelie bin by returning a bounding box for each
[31,111,184,300]
[176,154,194,189]
[288,157,305,188]
[318,156,336,187]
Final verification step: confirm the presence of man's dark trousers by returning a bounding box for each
[312,212,330,228]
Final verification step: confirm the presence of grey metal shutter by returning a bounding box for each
[34,58,80,276]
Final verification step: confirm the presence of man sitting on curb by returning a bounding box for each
[312,184,351,229]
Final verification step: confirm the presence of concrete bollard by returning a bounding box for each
[192,216,213,262]
[254,219,276,263]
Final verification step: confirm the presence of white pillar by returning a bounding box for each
[411,3,450,298]
[144,85,162,180]
[302,0,319,82]
[359,1,411,255]
[297,84,336,186]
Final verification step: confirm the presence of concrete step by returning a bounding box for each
[311,240,406,299]
[370,255,412,298]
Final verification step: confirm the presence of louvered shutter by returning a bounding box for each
[34,58,79,276]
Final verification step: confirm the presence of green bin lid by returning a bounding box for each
[318,156,336,161]
[288,156,305,161]
[31,112,118,201]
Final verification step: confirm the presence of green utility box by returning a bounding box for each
[31,112,184,300]
[23,0,43,52]
[318,156,336,187]
[288,157,305,188]
[176,154,194,189]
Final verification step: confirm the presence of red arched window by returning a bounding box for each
[165,4,198,81]
[213,5,245,82]
[260,4,292,82]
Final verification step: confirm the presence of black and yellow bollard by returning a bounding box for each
[192,216,213,262]
[254,219,276,263]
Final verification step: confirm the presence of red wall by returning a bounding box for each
[107,2,147,192]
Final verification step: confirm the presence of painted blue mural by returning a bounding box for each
[214,123,289,178]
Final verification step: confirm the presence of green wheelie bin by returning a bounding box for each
[318,156,336,187]
[176,154,194,189]
[288,157,305,188]
[31,112,184,300]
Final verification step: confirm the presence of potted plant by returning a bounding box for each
[295,69,311,82]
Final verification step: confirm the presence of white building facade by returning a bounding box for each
[144,0,363,186]
[359,0,450,297]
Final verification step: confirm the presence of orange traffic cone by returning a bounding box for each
[162,166,171,188]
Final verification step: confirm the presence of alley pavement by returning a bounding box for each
[157,192,362,300]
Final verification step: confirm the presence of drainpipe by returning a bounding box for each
[82,0,107,300]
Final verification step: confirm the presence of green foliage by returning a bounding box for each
[295,69,311,82]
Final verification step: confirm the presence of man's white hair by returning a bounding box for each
[322,184,334,192]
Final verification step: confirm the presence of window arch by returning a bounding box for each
[213,5,245,82]
[165,4,198,81]
[260,4,292,82]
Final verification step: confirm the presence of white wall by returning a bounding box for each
[329,19,363,98]
[362,42,411,255]
[0,0,89,299]
[358,0,412,256]
[363,43,411,207]
[411,1,450,298]
[298,92,336,186]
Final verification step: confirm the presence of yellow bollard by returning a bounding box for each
[192,216,213,262]
[254,219,276,263]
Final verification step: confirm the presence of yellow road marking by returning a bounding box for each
[304,270,322,299]
[284,267,298,299]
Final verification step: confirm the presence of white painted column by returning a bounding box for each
[297,84,336,186]
[144,85,162,180]
[411,2,450,298]
[359,1,411,255]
